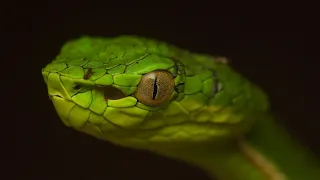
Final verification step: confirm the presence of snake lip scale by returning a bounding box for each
[51,93,238,132]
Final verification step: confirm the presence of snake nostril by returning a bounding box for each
[49,94,63,99]
[56,95,63,98]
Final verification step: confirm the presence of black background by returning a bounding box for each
[25,2,319,180]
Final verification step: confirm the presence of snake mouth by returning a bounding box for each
[48,91,144,131]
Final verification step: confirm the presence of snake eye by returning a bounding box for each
[135,70,175,106]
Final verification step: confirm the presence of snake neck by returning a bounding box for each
[155,138,271,180]
[152,117,320,180]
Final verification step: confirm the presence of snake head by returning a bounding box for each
[42,36,270,151]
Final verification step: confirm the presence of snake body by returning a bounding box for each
[42,36,320,180]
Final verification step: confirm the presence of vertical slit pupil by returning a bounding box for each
[152,76,158,100]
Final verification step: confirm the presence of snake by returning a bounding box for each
[42,35,320,180]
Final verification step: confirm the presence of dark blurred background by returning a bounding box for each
[26,2,319,180]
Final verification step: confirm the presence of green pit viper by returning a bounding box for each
[42,35,320,180]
